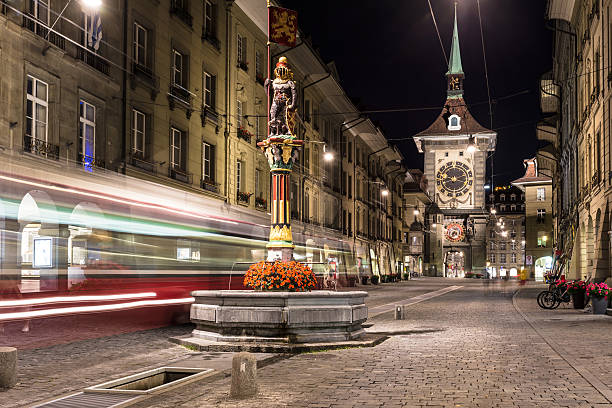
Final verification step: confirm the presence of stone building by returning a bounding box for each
[401,170,433,277]
[485,186,526,279]
[545,0,610,282]
[414,6,497,277]
[512,158,553,280]
[0,0,406,288]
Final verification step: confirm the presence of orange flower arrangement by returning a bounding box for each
[244,260,316,292]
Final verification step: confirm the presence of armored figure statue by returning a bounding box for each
[266,56,297,136]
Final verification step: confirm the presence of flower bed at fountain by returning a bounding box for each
[190,261,368,343]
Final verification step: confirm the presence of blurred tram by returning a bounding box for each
[0,158,360,335]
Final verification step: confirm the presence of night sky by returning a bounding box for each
[282,0,553,186]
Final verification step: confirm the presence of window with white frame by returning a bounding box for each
[490,241,495,250]
[537,187,545,201]
[133,22,147,66]
[510,194,516,201]
[203,71,215,108]
[203,0,215,37]
[202,141,214,181]
[236,100,243,127]
[236,159,242,193]
[511,253,517,263]
[500,242,506,250]
[537,209,546,223]
[26,75,48,142]
[30,0,49,24]
[489,230,495,239]
[79,100,96,166]
[172,50,184,86]
[237,34,246,64]
[170,127,182,169]
[511,241,516,250]
[490,253,495,263]
[500,254,506,264]
[255,50,262,77]
[132,109,146,157]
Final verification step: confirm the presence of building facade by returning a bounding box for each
[414,7,497,277]
[0,0,406,292]
[546,0,611,282]
[485,186,526,279]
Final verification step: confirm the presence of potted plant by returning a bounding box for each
[371,275,379,285]
[566,280,587,309]
[586,282,610,314]
[243,260,317,292]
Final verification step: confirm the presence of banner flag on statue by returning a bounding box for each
[269,6,297,47]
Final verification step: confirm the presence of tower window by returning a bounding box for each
[448,114,461,130]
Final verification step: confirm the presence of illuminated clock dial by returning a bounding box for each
[436,161,473,197]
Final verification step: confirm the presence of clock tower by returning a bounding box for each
[413,4,497,276]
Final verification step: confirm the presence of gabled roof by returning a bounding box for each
[512,157,552,187]
[415,97,494,138]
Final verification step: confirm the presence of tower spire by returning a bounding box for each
[446,2,464,98]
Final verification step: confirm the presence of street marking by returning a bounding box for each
[368,285,463,318]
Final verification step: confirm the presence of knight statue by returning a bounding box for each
[266,56,297,136]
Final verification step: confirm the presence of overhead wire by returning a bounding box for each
[427,0,449,66]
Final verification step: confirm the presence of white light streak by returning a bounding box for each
[0,292,156,308]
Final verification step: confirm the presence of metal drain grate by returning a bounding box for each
[31,392,137,408]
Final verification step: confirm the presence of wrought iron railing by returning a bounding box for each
[169,167,192,184]
[22,16,65,49]
[77,48,110,75]
[169,84,191,106]
[170,1,193,26]
[23,135,59,160]
[201,178,220,193]
[78,154,105,170]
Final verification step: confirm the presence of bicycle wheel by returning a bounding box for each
[537,291,549,309]
[540,291,558,309]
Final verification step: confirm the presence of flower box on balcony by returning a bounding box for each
[237,126,252,143]
[237,191,252,205]
[255,196,267,210]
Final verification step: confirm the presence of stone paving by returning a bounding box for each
[3,278,612,407]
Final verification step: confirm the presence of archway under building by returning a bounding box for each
[535,256,553,281]
[444,250,465,278]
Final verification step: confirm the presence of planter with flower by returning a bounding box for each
[586,282,610,314]
[237,191,252,205]
[255,196,267,210]
[566,280,587,309]
[243,260,316,292]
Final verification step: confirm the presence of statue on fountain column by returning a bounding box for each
[266,56,298,136]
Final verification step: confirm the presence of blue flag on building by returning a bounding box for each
[87,11,102,51]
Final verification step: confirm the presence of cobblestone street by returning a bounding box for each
[4,278,612,407]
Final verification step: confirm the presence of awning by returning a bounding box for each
[547,0,576,23]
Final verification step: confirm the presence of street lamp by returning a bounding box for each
[43,0,102,53]
[323,145,334,162]
[413,208,420,216]
[381,188,389,197]
[490,208,496,215]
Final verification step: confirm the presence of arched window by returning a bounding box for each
[448,114,461,131]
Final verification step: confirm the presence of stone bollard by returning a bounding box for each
[230,352,258,398]
[395,305,404,320]
[0,347,17,389]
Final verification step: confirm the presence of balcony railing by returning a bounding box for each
[79,154,105,170]
[201,31,221,50]
[169,84,191,106]
[169,167,192,184]
[129,153,156,173]
[22,16,65,50]
[170,1,192,27]
[201,178,220,194]
[23,135,59,160]
[77,48,110,75]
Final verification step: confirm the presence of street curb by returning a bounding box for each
[169,333,389,353]
[512,287,612,404]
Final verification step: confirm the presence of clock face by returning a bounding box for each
[436,161,473,197]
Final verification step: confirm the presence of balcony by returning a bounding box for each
[129,153,156,173]
[237,60,248,72]
[237,126,252,143]
[201,31,220,51]
[200,105,219,128]
[170,1,192,27]
[22,16,65,50]
[237,191,252,205]
[169,84,191,111]
[79,154,105,170]
[23,135,59,160]
[169,167,192,184]
[131,63,160,98]
[255,196,267,210]
[201,178,220,194]
[77,48,110,75]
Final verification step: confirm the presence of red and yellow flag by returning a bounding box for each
[269,6,298,47]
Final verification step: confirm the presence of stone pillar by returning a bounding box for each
[0,347,17,389]
[230,352,258,398]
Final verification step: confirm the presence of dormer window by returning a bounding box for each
[448,114,461,131]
